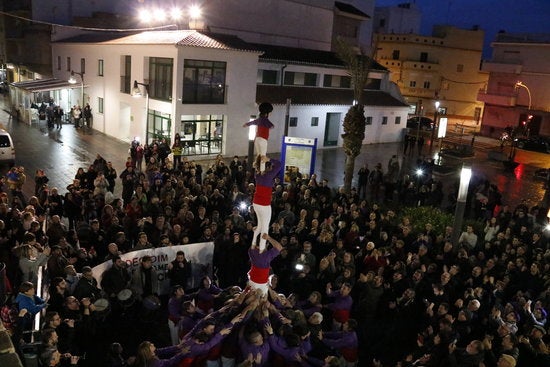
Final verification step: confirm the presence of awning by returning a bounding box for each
[11,78,86,93]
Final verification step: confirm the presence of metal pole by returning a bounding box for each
[145,90,149,144]
[451,165,472,245]
[284,98,291,136]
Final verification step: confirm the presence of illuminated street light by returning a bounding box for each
[248,118,257,172]
[189,5,202,19]
[132,80,150,144]
[515,81,531,110]
[68,70,84,106]
[170,7,183,21]
[429,100,440,154]
[138,9,152,23]
[153,8,167,22]
[451,165,472,245]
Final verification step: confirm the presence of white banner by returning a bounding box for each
[92,242,214,295]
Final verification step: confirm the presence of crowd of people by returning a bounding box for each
[0,115,549,366]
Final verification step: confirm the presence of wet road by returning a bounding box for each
[0,93,548,210]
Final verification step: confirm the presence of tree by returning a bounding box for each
[334,38,374,194]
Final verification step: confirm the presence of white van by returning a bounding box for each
[0,129,15,166]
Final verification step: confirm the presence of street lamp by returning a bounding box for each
[429,101,440,154]
[515,81,531,110]
[132,80,150,143]
[451,165,472,245]
[68,70,85,106]
[247,116,257,172]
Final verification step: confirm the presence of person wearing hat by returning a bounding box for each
[242,102,275,172]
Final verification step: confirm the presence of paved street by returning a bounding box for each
[0,93,547,210]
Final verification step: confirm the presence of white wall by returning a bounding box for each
[265,104,409,154]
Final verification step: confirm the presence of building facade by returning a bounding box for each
[375,25,488,129]
[477,32,550,138]
[42,30,408,158]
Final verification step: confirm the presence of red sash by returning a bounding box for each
[340,347,358,362]
[333,309,350,323]
[248,265,270,284]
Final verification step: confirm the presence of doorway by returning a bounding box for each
[324,112,341,146]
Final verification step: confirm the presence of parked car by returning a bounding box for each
[513,136,550,153]
[406,116,434,130]
[0,129,15,166]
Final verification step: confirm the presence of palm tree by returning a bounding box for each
[334,38,374,194]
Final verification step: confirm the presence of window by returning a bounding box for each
[80,58,85,74]
[382,116,388,125]
[67,57,71,72]
[147,110,172,144]
[120,56,131,94]
[98,59,104,77]
[420,52,428,62]
[149,57,173,101]
[284,71,318,86]
[409,81,416,87]
[392,50,400,60]
[323,75,351,88]
[258,70,278,84]
[98,97,104,114]
[366,116,373,125]
[183,59,226,104]
[289,117,298,127]
[395,116,401,124]
[179,114,224,155]
[311,117,319,127]
[57,56,61,70]
[423,81,431,89]
[456,64,464,72]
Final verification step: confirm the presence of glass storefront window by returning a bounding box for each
[146,110,172,145]
[180,114,224,155]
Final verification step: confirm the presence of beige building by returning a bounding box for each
[375,25,488,128]
[477,32,550,138]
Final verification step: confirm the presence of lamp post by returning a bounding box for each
[68,70,84,106]
[247,118,257,172]
[429,101,440,154]
[451,165,472,245]
[515,81,532,137]
[132,80,150,143]
[515,81,531,110]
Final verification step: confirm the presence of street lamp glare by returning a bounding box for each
[189,4,202,19]
[68,76,77,84]
[169,7,183,20]
[153,8,167,22]
[416,168,423,177]
[138,9,152,23]
[435,101,440,109]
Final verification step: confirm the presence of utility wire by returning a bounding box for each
[441,77,487,85]
[0,11,178,32]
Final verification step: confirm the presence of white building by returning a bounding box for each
[11,29,408,158]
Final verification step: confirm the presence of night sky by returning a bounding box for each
[375,0,550,57]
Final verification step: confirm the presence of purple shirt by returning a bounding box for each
[249,247,280,268]
[149,345,188,367]
[239,338,270,366]
[322,330,358,349]
[254,159,282,188]
[326,291,353,312]
[244,117,274,129]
